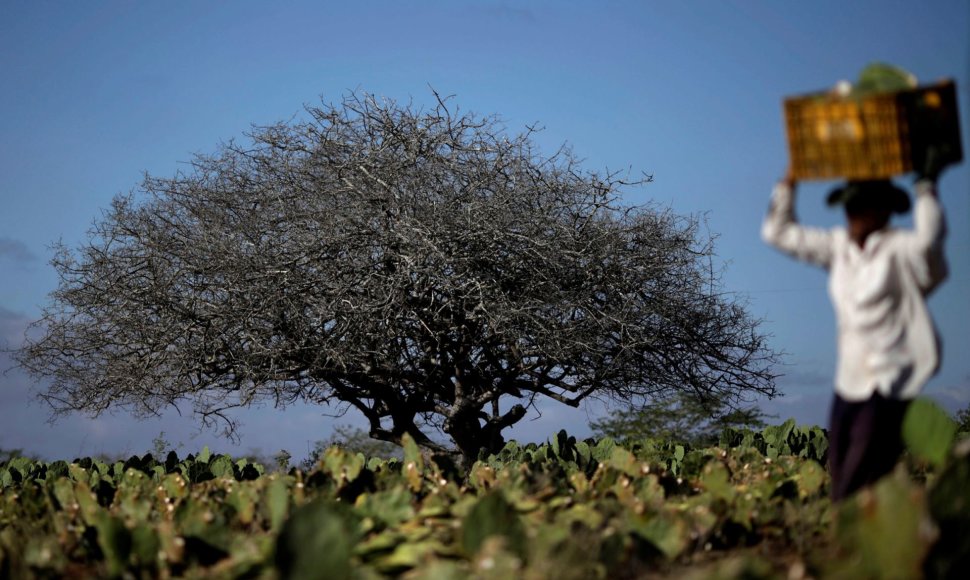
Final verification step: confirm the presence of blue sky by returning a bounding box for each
[1,0,968,461]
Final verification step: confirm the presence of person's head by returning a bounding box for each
[827,180,910,244]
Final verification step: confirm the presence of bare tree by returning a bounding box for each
[16,91,779,466]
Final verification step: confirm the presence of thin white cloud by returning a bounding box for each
[927,382,970,406]
[772,393,806,405]
[776,366,831,389]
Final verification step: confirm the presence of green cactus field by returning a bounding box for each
[1,401,968,579]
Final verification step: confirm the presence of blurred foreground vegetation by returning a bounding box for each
[1,399,968,579]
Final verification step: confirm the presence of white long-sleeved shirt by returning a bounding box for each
[761,180,947,401]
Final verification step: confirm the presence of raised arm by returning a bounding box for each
[904,178,948,294]
[761,175,835,269]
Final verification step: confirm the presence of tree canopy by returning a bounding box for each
[17,91,779,465]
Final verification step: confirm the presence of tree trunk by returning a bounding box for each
[443,403,526,468]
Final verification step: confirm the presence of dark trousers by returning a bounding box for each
[827,391,911,502]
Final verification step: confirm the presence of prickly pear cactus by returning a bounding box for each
[903,397,958,469]
[460,492,525,559]
[274,498,360,580]
[828,468,937,579]
[924,444,970,578]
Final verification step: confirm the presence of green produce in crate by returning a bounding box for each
[853,62,918,96]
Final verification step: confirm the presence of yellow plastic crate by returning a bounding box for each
[784,80,962,180]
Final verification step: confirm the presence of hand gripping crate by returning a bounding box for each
[784,80,962,180]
